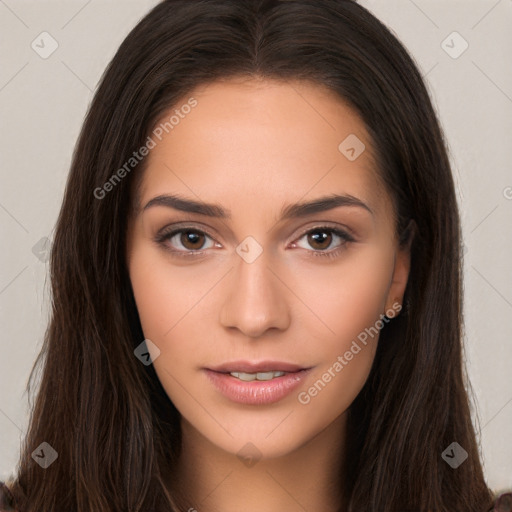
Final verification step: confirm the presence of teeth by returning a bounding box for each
[230,371,287,381]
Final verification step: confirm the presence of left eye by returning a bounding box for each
[293,227,353,252]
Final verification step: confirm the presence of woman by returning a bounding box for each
[1,0,510,510]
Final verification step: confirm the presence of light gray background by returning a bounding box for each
[1,0,511,493]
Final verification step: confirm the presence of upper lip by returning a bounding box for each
[206,360,309,373]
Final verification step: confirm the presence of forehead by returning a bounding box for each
[136,77,388,220]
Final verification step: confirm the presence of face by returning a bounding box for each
[126,77,410,459]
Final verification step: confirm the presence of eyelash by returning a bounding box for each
[154,224,355,260]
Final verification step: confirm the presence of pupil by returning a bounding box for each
[182,231,203,249]
[310,231,331,249]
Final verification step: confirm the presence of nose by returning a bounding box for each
[219,251,291,338]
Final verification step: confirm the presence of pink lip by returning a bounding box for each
[207,360,308,373]
[204,363,312,405]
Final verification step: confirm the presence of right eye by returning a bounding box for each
[155,227,219,256]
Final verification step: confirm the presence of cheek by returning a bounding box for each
[128,244,208,341]
[128,250,174,339]
[292,246,394,408]
[127,243,228,382]
[291,243,394,352]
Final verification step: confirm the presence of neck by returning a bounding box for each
[169,413,347,512]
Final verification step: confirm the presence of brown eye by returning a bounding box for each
[293,226,354,257]
[180,230,207,250]
[156,227,216,254]
[307,230,333,250]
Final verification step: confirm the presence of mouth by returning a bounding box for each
[204,360,313,405]
[228,370,289,382]
[206,360,311,381]
[206,360,309,374]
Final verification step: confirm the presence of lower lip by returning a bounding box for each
[204,369,312,405]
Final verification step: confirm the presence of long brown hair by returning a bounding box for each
[3,1,496,510]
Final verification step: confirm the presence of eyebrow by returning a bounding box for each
[141,193,373,219]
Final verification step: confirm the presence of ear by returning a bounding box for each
[385,220,415,314]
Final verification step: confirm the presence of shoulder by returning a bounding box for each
[0,481,17,511]
[493,491,512,512]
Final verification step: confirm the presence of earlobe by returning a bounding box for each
[385,219,416,314]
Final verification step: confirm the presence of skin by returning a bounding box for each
[126,76,411,512]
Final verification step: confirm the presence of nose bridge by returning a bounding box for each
[219,241,291,337]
